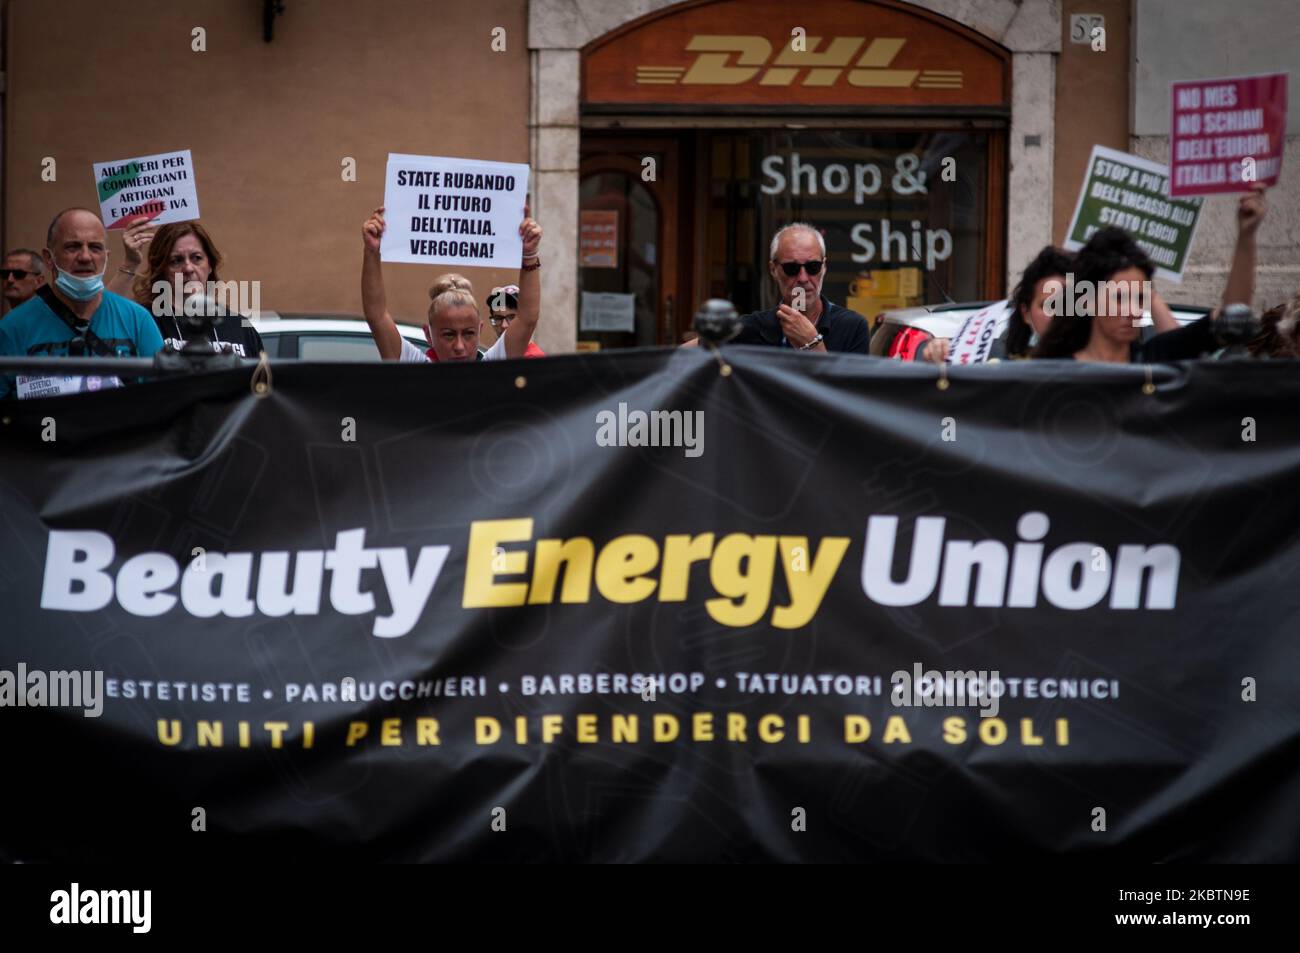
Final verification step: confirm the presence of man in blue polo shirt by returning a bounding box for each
[0,208,163,399]
[732,222,870,354]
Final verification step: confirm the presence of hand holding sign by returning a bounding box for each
[121,219,157,269]
[362,206,386,254]
[520,212,541,260]
[920,338,951,364]
[1238,184,1268,237]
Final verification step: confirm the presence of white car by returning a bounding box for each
[869,300,1211,360]
[248,313,429,360]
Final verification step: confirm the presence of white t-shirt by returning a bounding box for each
[399,335,507,363]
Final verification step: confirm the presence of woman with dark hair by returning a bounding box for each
[106,220,264,357]
[921,246,1074,363]
[1000,246,1076,358]
[1034,186,1266,363]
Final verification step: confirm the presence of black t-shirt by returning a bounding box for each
[154,313,265,358]
[733,297,871,353]
[1133,315,1216,362]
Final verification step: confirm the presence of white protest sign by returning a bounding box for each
[945,303,1006,365]
[580,292,636,333]
[15,375,123,400]
[93,150,199,230]
[381,154,529,269]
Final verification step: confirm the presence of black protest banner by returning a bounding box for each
[1,350,1298,861]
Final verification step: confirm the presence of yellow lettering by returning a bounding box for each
[197,720,222,747]
[979,717,1007,745]
[727,712,748,741]
[576,714,598,743]
[381,718,401,746]
[682,36,772,85]
[758,714,784,742]
[612,714,638,743]
[844,715,871,743]
[157,719,181,746]
[654,713,679,741]
[693,711,714,741]
[942,716,967,744]
[463,518,533,607]
[528,537,594,604]
[847,38,918,87]
[883,715,912,743]
[707,533,777,626]
[773,535,849,628]
[476,717,501,744]
[659,533,715,600]
[417,717,440,745]
[1020,718,1044,746]
[542,714,563,743]
[345,721,368,746]
[594,534,659,603]
[264,721,289,749]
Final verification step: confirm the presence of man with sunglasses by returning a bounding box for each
[0,208,163,399]
[486,283,545,357]
[2,249,46,314]
[732,223,870,354]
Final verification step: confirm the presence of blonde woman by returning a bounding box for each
[360,206,541,362]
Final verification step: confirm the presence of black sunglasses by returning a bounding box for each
[777,259,823,277]
[1,268,36,280]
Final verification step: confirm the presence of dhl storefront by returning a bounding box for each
[570,0,1012,347]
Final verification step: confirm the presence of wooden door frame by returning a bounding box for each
[580,133,695,344]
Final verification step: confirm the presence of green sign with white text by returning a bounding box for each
[1065,145,1204,283]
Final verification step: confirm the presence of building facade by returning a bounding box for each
[2,0,1295,352]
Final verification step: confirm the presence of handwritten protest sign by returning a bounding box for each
[381,154,529,269]
[1064,146,1203,283]
[1170,72,1288,197]
[93,150,199,230]
[945,302,1006,365]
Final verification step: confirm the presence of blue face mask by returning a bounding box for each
[54,265,105,301]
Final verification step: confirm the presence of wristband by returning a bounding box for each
[799,333,824,351]
[521,258,541,272]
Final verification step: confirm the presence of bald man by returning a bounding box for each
[0,208,163,399]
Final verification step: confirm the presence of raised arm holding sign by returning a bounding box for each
[361,202,542,364]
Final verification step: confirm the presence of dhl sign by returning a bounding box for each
[633,36,962,90]
[583,0,1008,108]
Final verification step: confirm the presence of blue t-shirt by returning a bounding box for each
[0,290,163,398]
